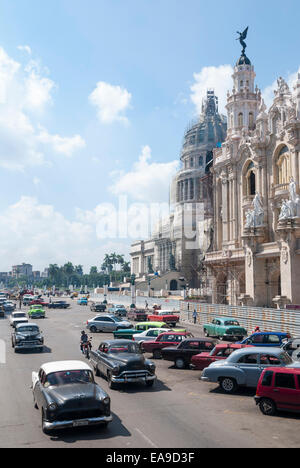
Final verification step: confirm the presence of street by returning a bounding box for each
[0,299,299,448]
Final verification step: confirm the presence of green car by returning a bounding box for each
[113,322,169,340]
[28,305,46,319]
[203,317,247,341]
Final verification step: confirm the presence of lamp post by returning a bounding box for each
[130,274,136,309]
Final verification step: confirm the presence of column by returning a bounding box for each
[222,178,229,243]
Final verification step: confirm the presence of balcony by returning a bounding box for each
[272,183,289,198]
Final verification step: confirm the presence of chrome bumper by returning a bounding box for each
[200,376,210,382]
[112,373,156,384]
[15,343,43,350]
[44,415,113,431]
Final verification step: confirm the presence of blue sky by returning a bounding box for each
[0,0,299,272]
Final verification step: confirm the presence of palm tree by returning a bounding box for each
[90,266,98,275]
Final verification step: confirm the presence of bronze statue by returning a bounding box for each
[237,27,249,55]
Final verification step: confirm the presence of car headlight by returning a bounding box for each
[48,403,58,412]
[103,397,110,405]
[112,366,120,376]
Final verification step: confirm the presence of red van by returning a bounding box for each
[255,366,300,416]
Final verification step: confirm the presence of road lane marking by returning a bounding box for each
[135,428,158,448]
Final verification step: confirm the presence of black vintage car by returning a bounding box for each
[12,323,44,353]
[48,301,70,309]
[161,338,217,369]
[32,361,112,434]
[90,302,107,313]
[90,340,157,390]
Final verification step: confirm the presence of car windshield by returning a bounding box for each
[224,320,240,326]
[45,370,94,387]
[113,316,123,322]
[109,343,140,354]
[18,326,39,333]
[14,313,26,318]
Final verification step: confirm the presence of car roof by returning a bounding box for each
[214,317,238,321]
[184,338,216,343]
[264,366,300,374]
[143,321,167,326]
[16,322,38,328]
[41,361,92,375]
[159,331,189,336]
[104,340,136,346]
[251,332,288,336]
[230,347,284,356]
[215,343,250,350]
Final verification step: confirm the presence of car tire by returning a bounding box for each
[175,358,187,369]
[90,326,97,334]
[146,380,154,388]
[259,398,277,416]
[94,365,100,377]
[220,377,237,394]
[33,395,38,410]
[153,349,162,360]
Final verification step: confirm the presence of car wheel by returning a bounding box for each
[107,371,117,390]
[259,398,277,416]
[90,326,97,334]
[175,358,186,369]
[220,377,237,394]
[153,349,162,360]
[146,380,154,387]
[204,330,209,337]
[33,395,38,410]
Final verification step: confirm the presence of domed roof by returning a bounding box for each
[236,53,251,66]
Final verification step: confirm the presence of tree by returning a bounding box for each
[90,266,98,275]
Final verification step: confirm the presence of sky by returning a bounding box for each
[0,0,299,272]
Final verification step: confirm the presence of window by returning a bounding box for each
[238,113,243,127]
[261,371,273,387]
[244,161,256,196]
[265,335,280,345]
[260,355,281,366]
[190,158,194,168]
[276,147,291,185]
[251,335,264,344]
[249,112,254,129]
[275,373,296,389]
[238,354,259,364]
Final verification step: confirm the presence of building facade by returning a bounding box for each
[131,91,227,290]
[205,47,300,307]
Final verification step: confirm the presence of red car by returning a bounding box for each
[147,310,180,328]
[255,366,300,416]
[29,299,49,307]
[191,343,252,371]
[142,332,193,359]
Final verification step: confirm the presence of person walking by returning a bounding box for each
[193,309,198,325]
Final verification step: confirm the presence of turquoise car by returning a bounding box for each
[203,317,247,341]
[77,298,88,306]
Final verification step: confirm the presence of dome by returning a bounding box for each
[236,53,251,66]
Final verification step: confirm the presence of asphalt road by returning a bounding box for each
[0,299,299,449]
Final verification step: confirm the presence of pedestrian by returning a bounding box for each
[253,326,261,334]
[145,300,148,309]
[193,309,197,325]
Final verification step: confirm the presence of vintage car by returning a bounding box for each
[9,311,28,328]
[90,302,107,313]
[12,323,44,352]
[107,306,127,318]
[132,328,173,345]
[48,301,70,309]
[28,305,46,319]
[161,338,217,369]
[127,309,148,322]
[255,367,300,416]
[87,314,132,333]
[201,347,297,393]
[77,297,88,306]
[142,332,194,359]
[281,337,300,359]
[191,343,252,370]
[90,340,157,389]
[240,332,292,347]
[147,310,180,328]
[113,321,169,340]
[2,301,16,312]
[29,299,49,307]
[32,361,112,434]
[203,317,247,341]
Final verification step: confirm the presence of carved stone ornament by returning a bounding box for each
[281,247,289,265]
[247,250,252,267]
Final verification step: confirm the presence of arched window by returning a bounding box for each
[190,157,194,168]
[249,112,254,129]
[276,146,290,185]
[238,113,243,127]
[244,161,256,196]
[240,80,244,88]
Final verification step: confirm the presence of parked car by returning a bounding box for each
[23,296,35,306]
[147,310,180,328]
[255,367,300,416]
[240,332,291,347]
[77,298,88,306]
[132,328,173,345]
[127,309,148,322]
[32,361,112,434]
[90,340,157,390]
[3,301,16,312]
[191,343,252,371]
[29,299,49,307]
[28,305,46,319]
[113,322,170,340]
[142,332,194,359]
[12,323,44,352]
[281,337,300,359]
[108,307,127,318]
[48,301,70,309]
[90,302,107,313]
[87,315,132,333]
[162,338,217,369]
[201,347,296,394]
[9,312,28,328]
[203,317,247,341]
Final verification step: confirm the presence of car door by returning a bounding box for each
[34,370,46,409]
[273,372,300,410]
[263,334,281,348]
[237,353,260,387]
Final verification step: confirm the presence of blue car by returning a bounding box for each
[240,332,291,347]
[77,298,88,306]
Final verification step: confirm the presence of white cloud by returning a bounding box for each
[89,81,132,124]
[0,196,129,271]
[110,145,179,203]
[190,65,233,115]
[0,47,85,170]
[17,45,32,55]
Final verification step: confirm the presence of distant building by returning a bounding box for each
[33,271,41,279]
[41,268,49,278]
[12,264,33,278]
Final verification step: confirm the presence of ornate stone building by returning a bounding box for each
[205,46,300,307]
[131,91,227,290]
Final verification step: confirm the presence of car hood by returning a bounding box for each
[109,353,146,366]
[16,331,41,338]
[46,383,106,406]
